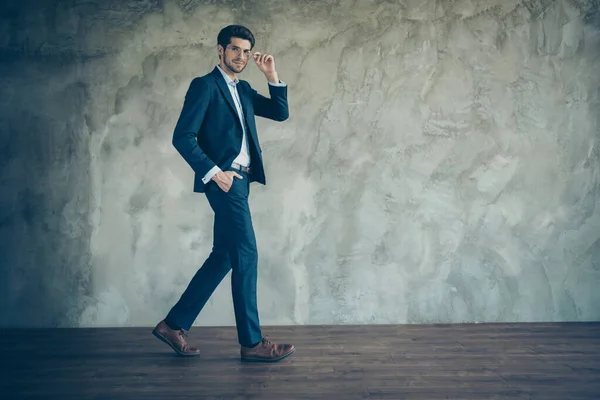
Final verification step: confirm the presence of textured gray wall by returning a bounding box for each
[1,0,599,328]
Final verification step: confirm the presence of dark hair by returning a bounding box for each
[217,25,255,50]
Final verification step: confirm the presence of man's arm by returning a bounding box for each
[251,52,289,122]
[172,78,220,179]
[252,82,289,122]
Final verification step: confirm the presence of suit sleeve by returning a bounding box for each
[252,82,289,122]
[172,78,217,176]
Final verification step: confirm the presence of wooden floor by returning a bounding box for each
[2,323,600,399]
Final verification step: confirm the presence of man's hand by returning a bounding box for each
[253,52,278,83]
[212,170,243,192]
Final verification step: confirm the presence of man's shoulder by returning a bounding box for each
[190,71,217,86]
[184,73,218,97]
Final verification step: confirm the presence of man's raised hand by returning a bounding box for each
[253,52,278,83]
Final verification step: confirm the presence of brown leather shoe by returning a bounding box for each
[240,337,295,362]
[152,320,200,357]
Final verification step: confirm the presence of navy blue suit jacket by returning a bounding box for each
[172,66,289,193]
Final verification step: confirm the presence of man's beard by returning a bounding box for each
[224,56,246,73]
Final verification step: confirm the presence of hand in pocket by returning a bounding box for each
[212,170,243,192]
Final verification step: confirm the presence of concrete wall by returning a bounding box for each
[1,0,599,327]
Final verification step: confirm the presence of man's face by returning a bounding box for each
[220,37,252,74]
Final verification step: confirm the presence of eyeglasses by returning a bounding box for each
[227,46,252,58]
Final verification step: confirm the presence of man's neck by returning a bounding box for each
[218,63,237,81]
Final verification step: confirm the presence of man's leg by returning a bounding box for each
[153,183,234,356]
[224,173,295,362]
[163,186,233,331]
[209,169,296,362]
[207,170,295,361]
[207,171,262,347]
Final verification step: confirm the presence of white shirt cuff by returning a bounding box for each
[268,80,286,87]
[202,165,222,184]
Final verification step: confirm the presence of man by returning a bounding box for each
[152,25,295,362]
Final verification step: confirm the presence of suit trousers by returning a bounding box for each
[165,168,262,346]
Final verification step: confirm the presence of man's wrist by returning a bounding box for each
[265,72,279,83]
[202,165,222,184]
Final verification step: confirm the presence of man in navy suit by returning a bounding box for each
[152,25,295,362]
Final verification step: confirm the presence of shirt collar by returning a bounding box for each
[216,65,239,86]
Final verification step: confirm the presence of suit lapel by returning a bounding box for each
[237,82,253,129]
[211,68,259,149]
[237,82,260,147]
[211,67,238,122]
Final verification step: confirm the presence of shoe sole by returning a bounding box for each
[152,329,201,357]
[241,347,296,363]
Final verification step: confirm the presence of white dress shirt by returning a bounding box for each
[201,65,286,184]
